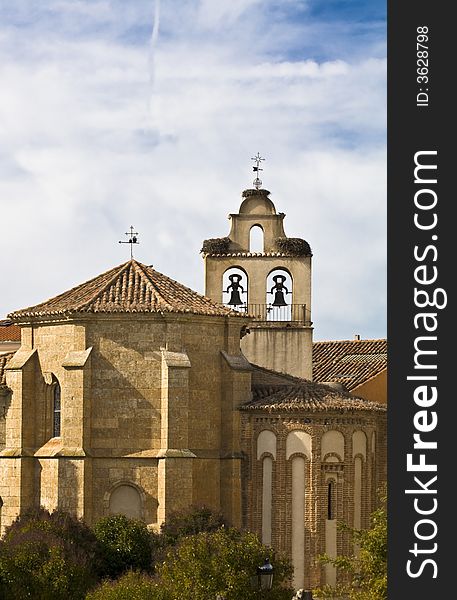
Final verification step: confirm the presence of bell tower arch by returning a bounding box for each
[202,187,313,379]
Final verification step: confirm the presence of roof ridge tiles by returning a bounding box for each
[8,259,246,320]
[132,260,176,312]
[77,260,133,312]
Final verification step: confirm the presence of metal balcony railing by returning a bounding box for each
[228,303,311,325]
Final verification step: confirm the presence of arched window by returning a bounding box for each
[53,381,61,438]
[286,431,311,590]
[321,430,345,461]
[325,478,338,585]
[352,431,367,530]
[261,456,273,546]
[222,267,248,311]
[257,430,277,547]
[249,225,264,252]
[291,456,305,590]
[327,480,336,520]
[266,268,292,321]
[354,456,363,529]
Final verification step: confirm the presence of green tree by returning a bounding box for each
[159,504,228,546]
[0,509,100,600]
[92,515,153,579]
[86,570,169,600]
[156,527,293,600]
[314,487,387,600]
[152,504,228,564]
[1,507,102,569]
[0,529,97,600]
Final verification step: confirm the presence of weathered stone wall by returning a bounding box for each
[38,458,59,512]
[86,317,163,456]
[0,312,251,533]
[241,326,313,380]
[83,314,249,526]
[93,457,158,524]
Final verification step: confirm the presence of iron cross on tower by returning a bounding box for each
[251,152,265,189]
[119,225,139,259]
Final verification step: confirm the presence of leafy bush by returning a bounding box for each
[0,508,101,599]
[93,515,153,579]
[156,527,293,600]
[86,570,169,600]
[152,505,228,564]
[2,507,103,575]
[0,525,97,599]
[159,505,228,547]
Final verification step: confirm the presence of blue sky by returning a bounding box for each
[0,0,386,341]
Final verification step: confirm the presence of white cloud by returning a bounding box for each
[196,0,264,28]
[0,0,386,341]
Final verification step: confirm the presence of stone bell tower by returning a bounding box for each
[202,168,313,379]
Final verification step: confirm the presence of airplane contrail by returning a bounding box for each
[148,0,161,90]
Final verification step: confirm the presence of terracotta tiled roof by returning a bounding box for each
[242,381,386,413]
[250,363,304,386]
[312,339,387,391]
[0,351,15,391]
[8,260,246,320]
[245,363,386,413]
[0,320,21,341]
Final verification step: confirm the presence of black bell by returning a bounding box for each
[271,275,288,306]
[272,292,287,306]
[226,274,244,306]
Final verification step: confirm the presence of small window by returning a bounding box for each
[327,481,336,520]
[53,382,61,437]
[249,225,264,252]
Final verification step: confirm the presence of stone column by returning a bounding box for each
[220,349,251,528]
[61,348,93,450]
[56,348,93,522]
[0,349,37,534]
[157,349,195,525]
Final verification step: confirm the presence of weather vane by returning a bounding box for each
[251,152,265,189]
[119,225,139,259]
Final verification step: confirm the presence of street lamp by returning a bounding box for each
[257,557,274,592]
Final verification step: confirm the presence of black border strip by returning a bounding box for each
[388,1,452,596]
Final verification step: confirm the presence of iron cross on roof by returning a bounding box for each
[251,152,265,189]
[119,225,139,259]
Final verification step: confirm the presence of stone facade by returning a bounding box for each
[0,262,251,534]
[0,188,387,591]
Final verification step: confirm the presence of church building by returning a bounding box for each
[0,183,386,591]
